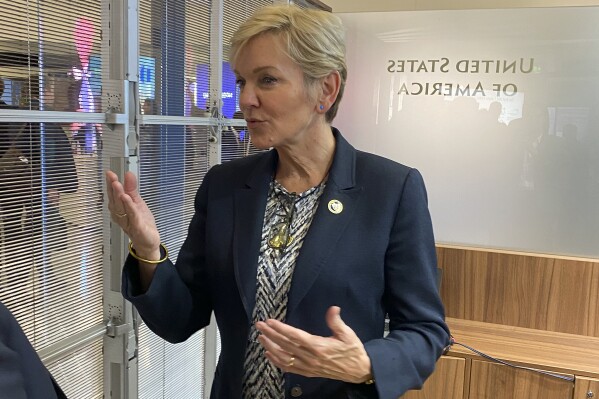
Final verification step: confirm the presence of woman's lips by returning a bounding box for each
[246,119,263,128]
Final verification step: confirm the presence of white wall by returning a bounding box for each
[324,0,599,12]
[331,6,599,257]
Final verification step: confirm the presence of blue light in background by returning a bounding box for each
[88,55,102,98]
[196,62,238,118]
[222,62,237,118]
[139,56,156,100]
[0,79,14,105]
[88,55,155,101]
[196,64,209,111]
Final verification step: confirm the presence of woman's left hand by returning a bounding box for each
[255,306,373,384]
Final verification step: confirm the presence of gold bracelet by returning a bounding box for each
[364,378,375,385]
[128,242,169,264]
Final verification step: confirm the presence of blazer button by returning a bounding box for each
[290,385,303,397]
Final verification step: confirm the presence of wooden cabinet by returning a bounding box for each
[468,361,573,399]
[574,377,599,399]
[427,247,599,399]
[401,356,466,399]
[402,357,579,399]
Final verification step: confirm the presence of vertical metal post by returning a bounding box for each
[203,1,224,396]
[208,0,224,167]
[102,0,140,397]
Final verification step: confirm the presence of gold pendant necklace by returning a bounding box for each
[267,193,296,251]
[266,176,327,252]
[267,222,294,250]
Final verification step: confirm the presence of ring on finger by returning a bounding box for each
[113,212,127,218]
[288,356,295,367]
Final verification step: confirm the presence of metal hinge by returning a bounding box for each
[105,318,133,338]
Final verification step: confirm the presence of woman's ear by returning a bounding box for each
[318,71,341,113]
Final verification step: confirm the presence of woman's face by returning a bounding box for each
[233,33,320,150]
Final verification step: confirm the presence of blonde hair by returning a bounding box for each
[230,5,347,123]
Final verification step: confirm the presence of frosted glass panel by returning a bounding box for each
[337,8,599,257]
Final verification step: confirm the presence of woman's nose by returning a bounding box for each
[238,85,259,110]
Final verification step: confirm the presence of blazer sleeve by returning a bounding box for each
[0,334,28,399]
[121,167,215,343]
[0,302,60,399]
[363,169,450,399]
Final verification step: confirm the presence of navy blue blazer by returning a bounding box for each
[123,129,450,399]
[0,302,66,399]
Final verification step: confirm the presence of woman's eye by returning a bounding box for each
[235,79,245,88]
[261,76,277,85]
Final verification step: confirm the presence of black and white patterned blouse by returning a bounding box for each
[241,178,327,399]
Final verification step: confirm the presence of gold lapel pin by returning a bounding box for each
[328,199,343,214]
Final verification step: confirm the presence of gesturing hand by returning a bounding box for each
[255,306,373,384]
[105,170,160,258]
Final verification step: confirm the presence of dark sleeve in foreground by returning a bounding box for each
[121,167,215,343]
[0,302,63,399]
[364,169,450,399]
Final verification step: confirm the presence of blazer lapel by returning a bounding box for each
[287,130,363,317]
[233,151,277,321]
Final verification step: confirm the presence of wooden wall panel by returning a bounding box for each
[437,246,599,337]
[401,356,466,399]
[574,376,599,399]
[468,360,574,399]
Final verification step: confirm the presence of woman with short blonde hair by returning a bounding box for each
[110,5,449,399]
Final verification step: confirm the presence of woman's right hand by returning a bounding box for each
[105,170,161,261]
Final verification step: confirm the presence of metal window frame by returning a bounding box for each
[101,0,139,396]
[101,0,225,397]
